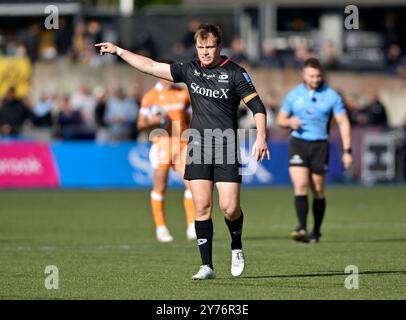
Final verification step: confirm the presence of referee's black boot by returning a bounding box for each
[291,228,310,243]
[309,232,322,243]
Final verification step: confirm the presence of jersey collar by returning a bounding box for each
[200,56,229,69]
[301,82,325,92]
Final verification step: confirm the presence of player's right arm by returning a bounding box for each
[277,93,301,130]
[137,107,167,130]
[137,114,165,130]
[277,112,301,130]
[95,42,173,81]
[137,92,165,131]
[137,113,163,131]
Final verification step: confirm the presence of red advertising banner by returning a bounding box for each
[0,142,59,188]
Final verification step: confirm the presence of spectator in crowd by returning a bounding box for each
[383,12,400,49]
[104,87,138,142]
[70,83,97,139]
[132,31,158,59]
[291,44,313,69]
[57,94,83,140]
[290,17,312,32]
[263,90,280,130]
[181,19,201,49]
[320,40,339,71]
[14,42,28,58]
[70,21,87,62]
[385,43,403,74]
[0,86,31,137]
[283,43,313,70]
[128,80,143,107]
[31,90,54,128]
[344,93,366,127]
[94,87,109,143]
[23,23,41,63]
[127,81,142,140]
[171,19,201,61]
[86,20,103,47]
[86,20,104,66]
[260,39,282,69]
[55,17,72,56]
[229,37,250,67]
[361,90,388,128]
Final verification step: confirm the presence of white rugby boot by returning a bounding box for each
[192,265,216,280]
[231,249,245,277]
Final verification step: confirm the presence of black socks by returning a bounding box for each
[295,195,326,235]
[195,219,214,269]
[195,211,245,269]
[295,195,309,231]
[312,198,326,235]
[225,211,244,250]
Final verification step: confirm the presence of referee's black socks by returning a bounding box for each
[225,211,244,250]
[195,219,214,269]
[295,195,309,231]
[312,198,326,235]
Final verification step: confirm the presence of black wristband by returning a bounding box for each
[344,148,352,154]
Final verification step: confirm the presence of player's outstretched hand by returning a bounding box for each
[95,42,118,55]
[252,139,271,162]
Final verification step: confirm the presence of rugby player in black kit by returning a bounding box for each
[96,24,270,280]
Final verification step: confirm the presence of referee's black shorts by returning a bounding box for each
[184,139,242,183]
[288,137,329,174]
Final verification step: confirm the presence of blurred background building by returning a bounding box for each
[0,0,405,187]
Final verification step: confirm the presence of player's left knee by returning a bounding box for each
[313,188,324,198]
[220,203,240,218]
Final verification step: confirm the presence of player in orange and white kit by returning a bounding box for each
[138,65,196,243]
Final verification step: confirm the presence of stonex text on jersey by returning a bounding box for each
[190,83,230,99]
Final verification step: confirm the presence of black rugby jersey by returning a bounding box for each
[170,56,257,134]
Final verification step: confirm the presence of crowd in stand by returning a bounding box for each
[1,16,405,74]
[0,83,141,142]
[0,82,391,143]
[0,19,115,67]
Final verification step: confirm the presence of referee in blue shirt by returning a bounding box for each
[277,58,352,243]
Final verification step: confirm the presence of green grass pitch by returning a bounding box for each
[0,187,405,300]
